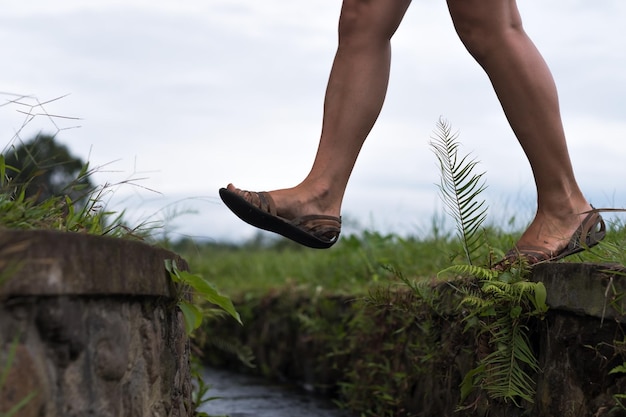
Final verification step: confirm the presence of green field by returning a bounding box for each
[172,217,626,300]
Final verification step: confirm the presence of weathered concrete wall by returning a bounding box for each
[0,230,191,417]
[532,263,626,417]
[204,262,626,417]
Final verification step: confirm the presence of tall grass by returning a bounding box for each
[174,217,626,299]
[0,153,162,240]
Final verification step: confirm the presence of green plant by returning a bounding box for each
[3,134,94,204]
[609,362,626,409]
[189,356,229,417]
[165,256,256,414]
[456,269,547,406]
[427,119,547,406]
[430,118,488,265]
[0,151,156,239]
[165,259,242,335]
[589,217,626,267]
[179,229,456,299]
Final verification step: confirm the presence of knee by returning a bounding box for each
[338,0,406,46]
[338,0,382,44]
[447,0,523,62]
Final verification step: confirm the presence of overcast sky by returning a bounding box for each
[2,1,625,243]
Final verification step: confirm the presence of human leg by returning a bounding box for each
[224,0,411,246]
[446,0,603,261]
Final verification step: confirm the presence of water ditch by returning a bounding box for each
[198,367,355,417]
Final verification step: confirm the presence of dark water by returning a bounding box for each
[198,367,354,417]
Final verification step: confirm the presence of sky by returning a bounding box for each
[1,1,625,243]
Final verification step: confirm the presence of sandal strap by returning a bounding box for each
[233,188,277,216]
[503,246,553,265]
[257,191,277,216]
[572,210,606,249]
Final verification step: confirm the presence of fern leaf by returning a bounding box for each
[480,316,539,404]
[438,264,498,280]
[430,118,488,264]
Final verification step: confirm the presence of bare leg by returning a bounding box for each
[447,0,594,255]
[229,0,412,220]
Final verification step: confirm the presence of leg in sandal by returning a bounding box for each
[447,0,604,264]
[222,0,412,247]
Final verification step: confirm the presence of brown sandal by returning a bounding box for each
[494,209,606,269]
[219,186,341,249]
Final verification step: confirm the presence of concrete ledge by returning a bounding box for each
[0,229,188,297]
[0,230,191,417]
[532,262,626,322]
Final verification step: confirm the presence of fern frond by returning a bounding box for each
[457,276,545,405]
[438,264,498,280]
[430,118,488,265]
[424,118,543,407]
[459,294,493,312]
[482,279,542,306]
[481,321,539,404]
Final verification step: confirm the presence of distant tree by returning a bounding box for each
[3,134,94,204]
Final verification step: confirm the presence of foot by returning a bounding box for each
[222,184,342,248]
[496,201,605,268]
[226,183,340,221]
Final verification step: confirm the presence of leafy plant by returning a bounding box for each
[428,119,546,406]
[609,362,626,409]
[458,272,547,405]
[165,259,242,336]
[430,118,488,265]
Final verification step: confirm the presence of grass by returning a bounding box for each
[173,230,457,297]
[173,216,626,300]
[0,155,162,240]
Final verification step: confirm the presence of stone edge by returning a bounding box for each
[0,229,187,297]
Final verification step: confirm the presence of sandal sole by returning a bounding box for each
[219,188,338,249]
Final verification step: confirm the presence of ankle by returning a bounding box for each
[296,179,342,207]
[537,192,590,218]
